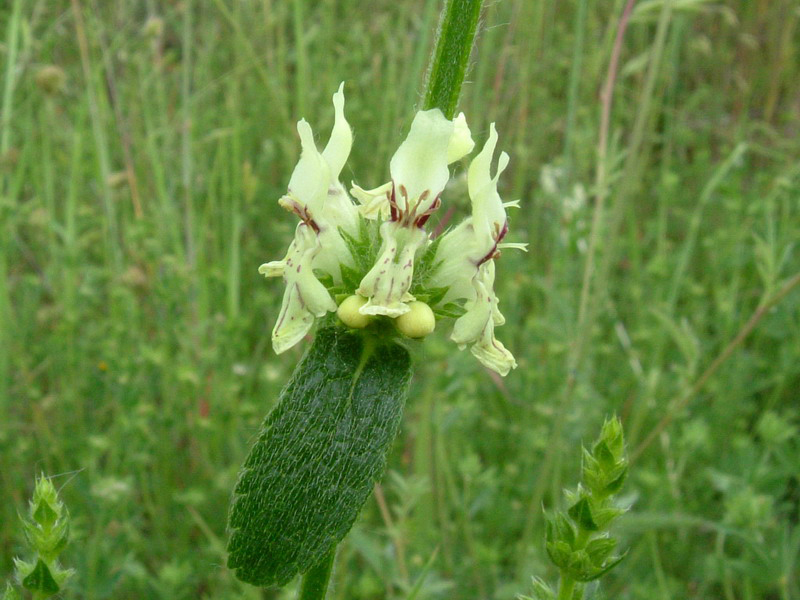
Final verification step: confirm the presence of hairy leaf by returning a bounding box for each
[21,559,59,595]
[227,327,411,587]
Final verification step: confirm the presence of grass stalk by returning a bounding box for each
[0,0,22,418]
[70,0,120,269]
[575,0,637,362]
[181,0,196,268]
[0,0,21,160]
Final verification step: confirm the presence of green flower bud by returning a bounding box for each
[395,301,435,339]
[337,295,372,329]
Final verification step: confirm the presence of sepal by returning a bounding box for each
[389,109,454,218]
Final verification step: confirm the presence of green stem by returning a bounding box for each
[298,547,336,600]
[422,0,484,118]
[557,529,589,600]
[557,574,576,600]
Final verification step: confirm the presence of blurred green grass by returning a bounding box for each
[1,0,799,598]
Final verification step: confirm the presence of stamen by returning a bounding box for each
[496,220,509,243]
[389,184,400,222]
[477,219,509,266]
[278,195,321,232]
[398,184,409,215]
[414,195,441,228]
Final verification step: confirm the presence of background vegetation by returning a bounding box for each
[1,0,799,598]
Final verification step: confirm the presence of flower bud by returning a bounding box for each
[395,301,435,339]
[337,295,372,329]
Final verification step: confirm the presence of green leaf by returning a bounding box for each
[518,576,556,600]
[545,541,572,570]
[591,440,616,470]
[568,496,599,532]
[546,511,576,547]
[567,549,594,581]
[591,506,625,530]
[585,537,617,567]
[21,559,59,596]
[411,235,444,292]
[432,301,466,320]
[339,263,365,292]
[578,551,627,582]
[413,285,449,307]
[598,417,625,460]
[603,466,628,496]
[38,519,69,562]
[33,499,58,529]
[227,327,412,587]
[339,219,379,275]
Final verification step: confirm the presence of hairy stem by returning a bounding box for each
[422,0,484,118]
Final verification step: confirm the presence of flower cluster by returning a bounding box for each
[260,84,526,376]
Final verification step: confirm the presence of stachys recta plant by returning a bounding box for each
[226,1,527,597]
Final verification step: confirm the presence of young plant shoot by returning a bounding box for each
[5,476,74,600]
[521,417,629,600]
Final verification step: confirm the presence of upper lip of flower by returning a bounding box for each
[352,109,475,227]
[387,109,458,220]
